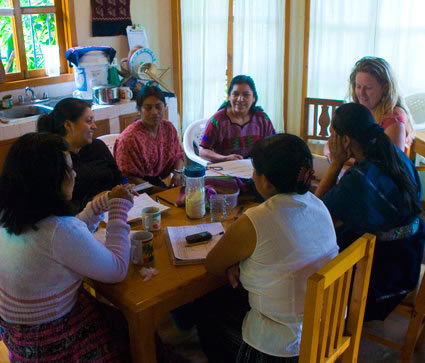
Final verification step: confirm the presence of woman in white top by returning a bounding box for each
[0,133,135,361]
[202,134,339,362]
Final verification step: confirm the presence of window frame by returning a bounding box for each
[170,0,291,136]
[0,0,76,91]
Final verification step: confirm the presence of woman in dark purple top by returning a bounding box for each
[199,75,275,162]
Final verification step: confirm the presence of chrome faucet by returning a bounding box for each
[25,87,36,101]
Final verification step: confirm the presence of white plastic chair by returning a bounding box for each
[183,118,209,166]
[97,133,120,155]
[406,93,425,130]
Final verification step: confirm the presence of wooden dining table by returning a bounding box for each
[89,187,256,363]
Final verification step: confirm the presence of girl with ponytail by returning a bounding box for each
[196,134,338,362]
[316,102,425,321]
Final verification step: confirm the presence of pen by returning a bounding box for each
[121,177,139,196]
[156,195,177,207]
[206,167,225,176]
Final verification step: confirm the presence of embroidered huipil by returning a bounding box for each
[200,108,275,158]
[114,120,184,179]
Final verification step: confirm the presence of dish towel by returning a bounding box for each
[65,46,116,67]
[91,0,132,36]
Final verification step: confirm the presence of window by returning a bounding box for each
[175,0,287,133]
[0,0,72,83]
[306,0,425,100]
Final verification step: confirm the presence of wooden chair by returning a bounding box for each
[362,264,425,362]
[302,98,343,144]
[299,233,376,363]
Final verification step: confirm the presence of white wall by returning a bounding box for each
[73,0,174,88]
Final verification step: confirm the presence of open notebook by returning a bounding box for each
[103,193,169,223]
[205,159,253,179]
[165,223,225,265]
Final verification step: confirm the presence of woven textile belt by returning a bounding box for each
[376,217,420,241]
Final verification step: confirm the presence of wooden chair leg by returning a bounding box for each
[401,312,425,362]
[414,318,425,350]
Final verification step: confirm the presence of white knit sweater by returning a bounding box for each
[0,193,132,324]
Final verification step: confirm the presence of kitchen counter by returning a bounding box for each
[0,97,178,140]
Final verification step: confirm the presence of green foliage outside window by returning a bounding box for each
[0,13,56,73]
[0,0,12,8]
[20,0,54,6]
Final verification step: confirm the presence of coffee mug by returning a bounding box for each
[130,231,153,265]
[119,86,133,101]
[142,207,161,231]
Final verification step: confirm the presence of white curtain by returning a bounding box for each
[233,0,286,132]
[308,0,425,100]
[181,0,229,132]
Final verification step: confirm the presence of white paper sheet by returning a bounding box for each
[312,154,330,180]
[167,223,224,260]
[133,182,152,192]
[126,25,149,50]
[205,159,253,179]
[103,193,169,223]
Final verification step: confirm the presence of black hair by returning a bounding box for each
[0,132,76,235]
[332,103,421,214]
[218,75,263,113]
[250,133,313,194]
[37,98,91,136]
[137,85,166,109]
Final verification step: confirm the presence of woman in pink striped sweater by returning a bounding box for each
[0,133,134,361]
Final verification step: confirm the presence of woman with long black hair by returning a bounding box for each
[316,102,425,321]
[0,133,134,361]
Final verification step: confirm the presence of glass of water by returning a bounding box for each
[209,194,227,222]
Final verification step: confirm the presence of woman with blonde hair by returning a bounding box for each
[349,56,414,152]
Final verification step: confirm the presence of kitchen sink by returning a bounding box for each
[0,104,51,122]
[0,97,93,124]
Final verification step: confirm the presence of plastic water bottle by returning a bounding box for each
[184,165,206,219]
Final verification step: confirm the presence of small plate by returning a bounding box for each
[129,48,157,73]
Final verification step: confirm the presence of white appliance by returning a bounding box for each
[72,51,110,99]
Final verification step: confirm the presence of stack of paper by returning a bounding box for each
[166,223,224,265]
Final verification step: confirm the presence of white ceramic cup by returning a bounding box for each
[119,86,133,101]
[130,231,153,265]
[142,207,161,231]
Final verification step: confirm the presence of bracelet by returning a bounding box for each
[173,168,184,175]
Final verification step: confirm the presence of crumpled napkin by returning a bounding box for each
[139,267,158,281]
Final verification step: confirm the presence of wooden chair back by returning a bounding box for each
[362,264,425,362]
[302,98,343,143]
[299,233,376,363]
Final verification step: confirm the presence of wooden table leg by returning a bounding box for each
[126,309,157,363]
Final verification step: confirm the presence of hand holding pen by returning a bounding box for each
[122,177,139,197]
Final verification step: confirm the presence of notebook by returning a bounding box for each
[103,193,169,223]
[205,159,253,179]
[165,223,225,265]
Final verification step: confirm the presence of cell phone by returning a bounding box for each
[185,231,212,245]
